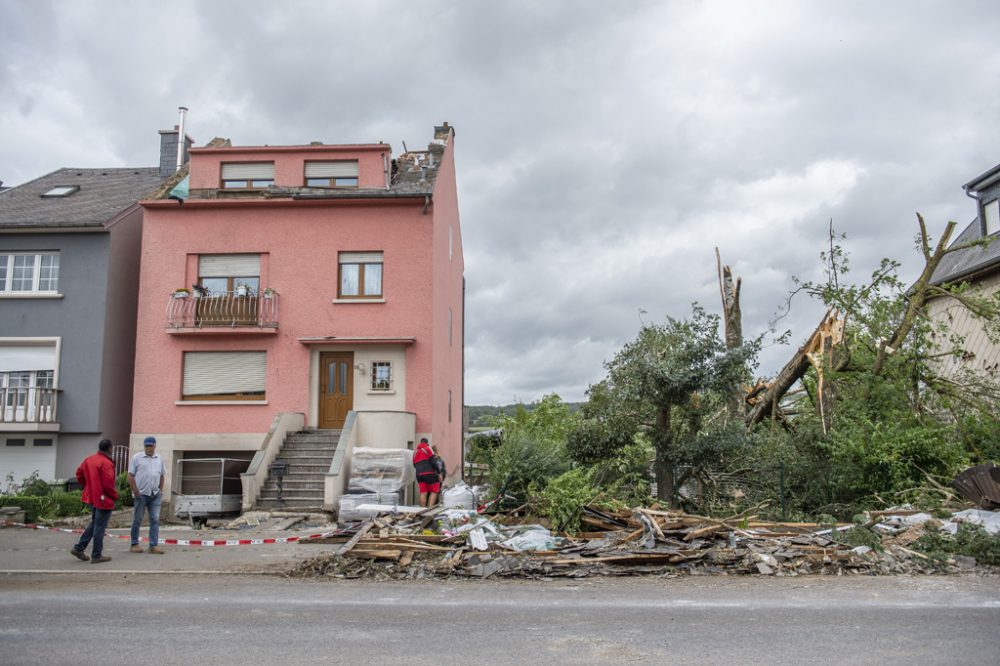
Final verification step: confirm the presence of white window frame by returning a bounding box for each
[0,338,60,423]
[984,198,999,236]
[337,251,384,299]
[0,252,60,295]
[369,360,393,392]
[179,351,267,404]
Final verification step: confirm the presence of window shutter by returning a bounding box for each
[221,163,275,180]
[183,352,265,396]
[338,252,383,264]
[0,345,56,373]
[305,161,359,178]
[199,254,261,277]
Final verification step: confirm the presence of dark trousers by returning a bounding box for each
[74,506,112,558]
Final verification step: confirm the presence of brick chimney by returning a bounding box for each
[158,126,194,178]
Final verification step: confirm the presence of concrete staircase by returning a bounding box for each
[256,430,340,511]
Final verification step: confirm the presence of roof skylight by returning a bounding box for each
[41,185,79,198]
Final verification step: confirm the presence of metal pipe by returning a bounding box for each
[176,106,189,171]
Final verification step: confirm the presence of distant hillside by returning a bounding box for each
[466,401,584,429]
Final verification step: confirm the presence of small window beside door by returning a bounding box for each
[370,361,392,392]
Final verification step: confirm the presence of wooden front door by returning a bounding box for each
[319,352,353,429]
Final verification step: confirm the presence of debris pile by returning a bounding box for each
[291,505,991,580]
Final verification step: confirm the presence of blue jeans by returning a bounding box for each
[75,507,112,558]
[130,492,161,547]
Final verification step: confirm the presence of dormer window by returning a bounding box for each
[221,162,274,189]
[41,186,79,198]
[305,161,359,188]
[984,199,999,236]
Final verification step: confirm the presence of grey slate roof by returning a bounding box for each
[0,167,166,229]
[929,218,1000,285]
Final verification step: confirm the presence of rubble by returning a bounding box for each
[290,505,997,580]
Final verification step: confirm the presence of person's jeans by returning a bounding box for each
[130,492,161,548]
[75,507,112,558]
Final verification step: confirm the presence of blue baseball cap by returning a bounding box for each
[143,436,157,446]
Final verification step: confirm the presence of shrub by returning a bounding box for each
[0,495,48,523]
[912,523,1000,565]
[46,491,87,519]
[116,472,133,508]
[18,472,53,497]
[537,468,597,534]
[487,431,570,505]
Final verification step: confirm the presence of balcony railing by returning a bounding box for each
[166,291,279,329]
[0,387,59,424]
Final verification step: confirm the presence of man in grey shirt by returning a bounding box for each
[129,436,166,554]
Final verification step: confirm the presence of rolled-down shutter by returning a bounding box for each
[0,345,56,372]
[199,254,260,278]
[305,161,358,178]
[183,352,265,397]
[338,252,383,264]
[221,162,275,180]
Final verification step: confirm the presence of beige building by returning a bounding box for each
[926,163,1000,383]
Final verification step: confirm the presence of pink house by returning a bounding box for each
[131,123,464,514]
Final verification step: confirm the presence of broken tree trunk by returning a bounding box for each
[716,248,745,418]
[872,215,958,376]
[746,309,843,429]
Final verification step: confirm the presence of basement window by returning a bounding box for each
[41,186,79,198]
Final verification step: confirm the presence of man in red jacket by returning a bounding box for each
[70,439,119,564]
[413,437,441,508]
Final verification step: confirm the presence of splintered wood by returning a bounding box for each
[290,505,956,580]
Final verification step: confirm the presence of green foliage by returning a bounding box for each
[588,440,653,506]
[47,491,87,518]
[831,525,883,551]
[912,523,1000,565]
[116,472,134,508]
[0,495,47,523]
[485,394,575,504]
[17,472,53,497]
[567,418,632,465]
[537,468,598,533]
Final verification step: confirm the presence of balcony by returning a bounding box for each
[0,387,60,430]
[166,290,279,334]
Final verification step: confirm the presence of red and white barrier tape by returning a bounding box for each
[1,520,341,546]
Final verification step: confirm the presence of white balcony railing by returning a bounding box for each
[166,291,279,329]
[0,387,59,424]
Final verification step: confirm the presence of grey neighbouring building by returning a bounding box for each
[0,128,190,487]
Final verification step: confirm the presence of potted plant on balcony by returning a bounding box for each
[235,283,250,297]
[173,288,191,299]
[263,287,277,299]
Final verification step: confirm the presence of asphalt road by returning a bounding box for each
[1,574,997,665]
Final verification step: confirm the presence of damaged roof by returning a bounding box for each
[0,167,166,229]
[929,217,1000,285]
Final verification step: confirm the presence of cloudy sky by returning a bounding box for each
[3,1,999,405]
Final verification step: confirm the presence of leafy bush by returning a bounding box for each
[48,491,87,518]
[116,472,133,508]
[537,468,598,534]
[18,472,53,497]
[0,496,48,523]
[487,431,570,505]
[589,440,653,506]
[912,523,1000,565]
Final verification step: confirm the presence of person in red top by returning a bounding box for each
[413,437,441,507]
[70,439,119,564]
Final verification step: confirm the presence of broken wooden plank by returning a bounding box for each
[335,520,374,557]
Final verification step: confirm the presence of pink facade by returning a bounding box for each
[131,125,464,486]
